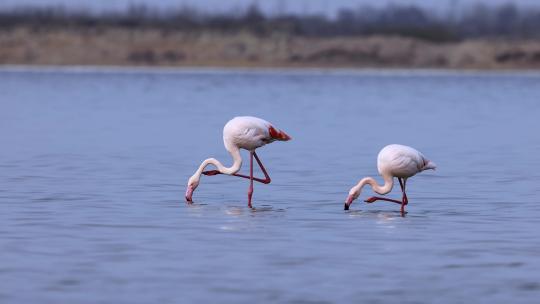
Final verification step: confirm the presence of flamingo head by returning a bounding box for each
[344,187,361,210]
[423,160,437,171]
[185,175,200,203]
[268,126,292,141]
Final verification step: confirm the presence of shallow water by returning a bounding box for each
[1,67,540,303]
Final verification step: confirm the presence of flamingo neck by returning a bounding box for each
[352,173,394,197]
[193,145,242,181]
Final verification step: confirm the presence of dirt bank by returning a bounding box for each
[1,27,540,69]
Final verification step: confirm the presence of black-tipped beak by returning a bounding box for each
[344,203,350,210]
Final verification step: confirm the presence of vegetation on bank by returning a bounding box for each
[1,3,540,42]
[1,3,540,69]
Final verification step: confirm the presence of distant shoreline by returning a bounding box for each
[3,65,540,77]
[1,27,540,70]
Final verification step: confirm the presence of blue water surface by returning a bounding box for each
[1,67,539,303]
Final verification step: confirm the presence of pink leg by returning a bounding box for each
[401,181,408,205]
[364,178,409,215]
[203,151,271,184]
[400,178,408,216]
[364,177,400,204]
[248,152,254,208]
[364,196,402,204]
[251,152,271,184]
[202,151,271,208]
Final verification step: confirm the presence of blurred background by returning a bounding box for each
[1,0,540,69]
[2,1,540,304]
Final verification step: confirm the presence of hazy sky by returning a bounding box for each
[1,0,539,15]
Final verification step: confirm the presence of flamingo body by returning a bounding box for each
[345,144,436,214]
[223,116,288,151]
[185,116,290,207]
[377,144,432,179]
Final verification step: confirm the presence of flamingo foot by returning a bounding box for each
[364,196,402,205]
[247,189,253,208]
[202,170,221,176]
[364,197,378,203]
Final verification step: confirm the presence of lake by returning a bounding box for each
[1,67,539,303]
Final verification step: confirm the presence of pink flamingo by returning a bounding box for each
[185,116,291,208]
[344,144,436,215]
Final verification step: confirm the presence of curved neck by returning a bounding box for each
[193,146,242,180]
[353,173,394,196]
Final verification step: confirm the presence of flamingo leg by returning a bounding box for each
[247,152,254,208]
[251,152,271,184]
[399,178,408,215]
[202,151,271,184]
[398,178,406,215]
[364,177,401,204]
[364,196,403,204]
[364,178,409,215]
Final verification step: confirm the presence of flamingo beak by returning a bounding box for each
[344,195,354,210]
[185,185,194,203]
[269,126,292,141]
[280,131,292,141]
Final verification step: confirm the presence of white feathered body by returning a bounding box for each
[223,116,280,151]
[377,144,433,179]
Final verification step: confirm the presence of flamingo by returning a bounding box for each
[344,144,436,214]
[185,116,291,208]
